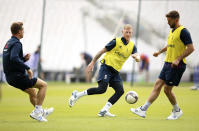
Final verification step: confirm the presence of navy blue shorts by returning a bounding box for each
[140,61,149,71]
[97,64,122,87]
[159,62,186,86]
[6,73,37,91]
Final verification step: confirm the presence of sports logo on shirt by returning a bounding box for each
[104,75,107,80]
[3,42,9,52]
[5,42,9,48]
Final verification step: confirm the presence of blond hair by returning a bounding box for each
[123,24,133,30]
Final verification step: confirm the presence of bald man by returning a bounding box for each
[69,24,140,117]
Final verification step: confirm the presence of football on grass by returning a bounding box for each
[125,91,138,104]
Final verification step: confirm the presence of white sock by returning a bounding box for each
[35,105,43,113]
[141,101,151,111]
[173,104,180,112]
[101,102,112,111]
[76,90,87,98]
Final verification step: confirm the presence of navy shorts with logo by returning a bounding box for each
[97,64,122,87]
[159,62,186,86]
[6,73,37,91]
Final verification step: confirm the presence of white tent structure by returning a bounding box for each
[0,0,198,81]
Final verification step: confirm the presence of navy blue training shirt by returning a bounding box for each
[3,36,30,75]
[105,37,137,54]
[83,52,92,65]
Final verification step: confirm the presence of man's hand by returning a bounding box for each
[24,53,31,61]
[171,59,180,68]
[27,69,33,79]
[132,54,140,62]
[153,46,167,57]
[153,51,160,57]
[86,62,94,74]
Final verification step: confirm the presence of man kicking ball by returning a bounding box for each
[69,24,140,117]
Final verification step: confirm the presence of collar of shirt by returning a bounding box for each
[121,37,128,45]
[11,36,20,41]
[172,25,182,33]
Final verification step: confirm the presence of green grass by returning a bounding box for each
[0,82,199,131]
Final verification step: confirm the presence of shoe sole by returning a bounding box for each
[98,112,115,117]
[30,114,47,122]
[68,97,73,107]
[98,114,115,117]
[98,114,104,117]
[130,108,145,118]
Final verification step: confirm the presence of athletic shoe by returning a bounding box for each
[98,110,115,117]
[43,107,54,118]
[30,110,47,122]
[130,106,146,118]
[68,90,78,107]
[190,86,199,90]
[167,109,183,120]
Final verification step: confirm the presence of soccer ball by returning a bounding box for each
[125,91,138,104]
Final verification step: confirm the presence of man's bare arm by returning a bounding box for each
[86,48,107,73]
[153,46,167,57]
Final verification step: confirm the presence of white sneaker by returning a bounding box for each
[43,107,54,118]
[98,110,115,117]
[190,86,199,90]
[68,90,79,107]
[167,109,183,120]
[130,106,146,118]
[30,110,47,122]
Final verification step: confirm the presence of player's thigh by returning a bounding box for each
[158,63,168,82]
[111,81,124,94]
[97,64,111,83]
[110,74,124,92]
[155,78,165,85]
[33,78,47,89]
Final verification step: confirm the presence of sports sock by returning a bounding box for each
[101,101,112,111]
[141,101,151,111]
[76,90,87,98]
[35,105,43,113]
[173,104,180,112]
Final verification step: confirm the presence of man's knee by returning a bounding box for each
[98,88,107,94]
[114,83,124,96]
[25,88,37,97]
[164,88,169,95]
[118,87,124,96]
[154,79,164,92]
[42,81,47,88]
[39,81,47,89]
[35,78,47,89]
[97,81,108,94]
[164,85,172,95]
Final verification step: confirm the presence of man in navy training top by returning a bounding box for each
[3,22,53,122]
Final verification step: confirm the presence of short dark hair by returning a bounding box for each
[10,22,23,35]
[166,10,180,19]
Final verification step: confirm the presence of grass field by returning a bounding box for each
[0,82,199,131]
